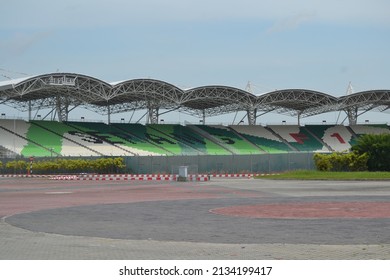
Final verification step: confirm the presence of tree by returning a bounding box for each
[352,133,390,171]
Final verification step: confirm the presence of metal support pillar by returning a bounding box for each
[346,107,358,125]
[148,107,159,124]
[107,104,111,124]
[56,96,69,122]
[297,112,301,126]
[28,100,32,121]
[247,109,257,125]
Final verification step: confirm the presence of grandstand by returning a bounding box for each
[113,123,182,155]
[267,125,325,152]
[192,125,263,154]
[0,73,389,162]
[31,120,102,156]
[2,119,390,158]
[0,119,31,156]
[230,125,292,153]
[349,124,390,136]
[148,124,231,155]
[305,125,355,152]
[66,121,162,156]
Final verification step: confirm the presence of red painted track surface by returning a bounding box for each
[1,178,389,220]
[0,178,262,218]
[211,202,390,219]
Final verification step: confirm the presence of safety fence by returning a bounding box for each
[0,152,315,175]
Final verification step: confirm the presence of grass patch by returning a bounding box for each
[258,170,390,180]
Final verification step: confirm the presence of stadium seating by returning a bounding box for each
[115,123,208,155]
[66,121,164,156]
[230,125,292,153]
[350,124,390,136]
[267,125,325,152]
[145,124,201,155]
[348,124,390,146]
[193,125,263,155]
[31,120,102,156]
[0,119,30,156]
[113,123,182,155]
[148,124,231,155]
[22,122,64,157]
[305,125,354,152]
[0,119,58,157]
[2,119,389,158]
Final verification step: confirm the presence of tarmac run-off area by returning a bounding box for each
[1,177,390,259]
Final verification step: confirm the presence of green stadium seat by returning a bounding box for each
[67,121,166,156]
[149,124,231,155]
[193,125,263,155]
[113,123,175,155]
[305,125,354,152]
[268,125,325,152]
[230,125,292,153]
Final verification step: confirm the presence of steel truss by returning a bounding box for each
[1,73,389,125]
[257,89,337,117]
[337,90,390,125]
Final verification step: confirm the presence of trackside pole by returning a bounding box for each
[29,157,34,177]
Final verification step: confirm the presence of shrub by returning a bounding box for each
[6,160,28,174]
[1,157,127,175]
[313,154,332,171]
[313,152,368,172]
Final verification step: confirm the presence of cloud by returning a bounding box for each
[267,12,316,33]
[1,0,390,29]
[0,31,53,57]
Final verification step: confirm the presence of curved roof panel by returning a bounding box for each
[338,90,390,111]
[1,72,389,119]
[257,89,338,116]
[181,85,257,117]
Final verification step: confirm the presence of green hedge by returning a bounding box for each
[4,157,126,174]
[314,133,390,172]
[5,160,28,174]
[313,152,368,172]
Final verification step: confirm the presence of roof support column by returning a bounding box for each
[297,111,301,126]
[346,107,358,125]
[148,107,159,124]
[56,96,69,122]
[202,109,206,125]
[28,100,32,121]
[107,104,111,124]
[247,109,257,125]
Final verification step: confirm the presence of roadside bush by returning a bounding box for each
[314,152,368,172]
[313,154,332,171]
[6,160,27,174]
[21,157,127,174]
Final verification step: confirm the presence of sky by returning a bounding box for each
[1,0,390,124]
